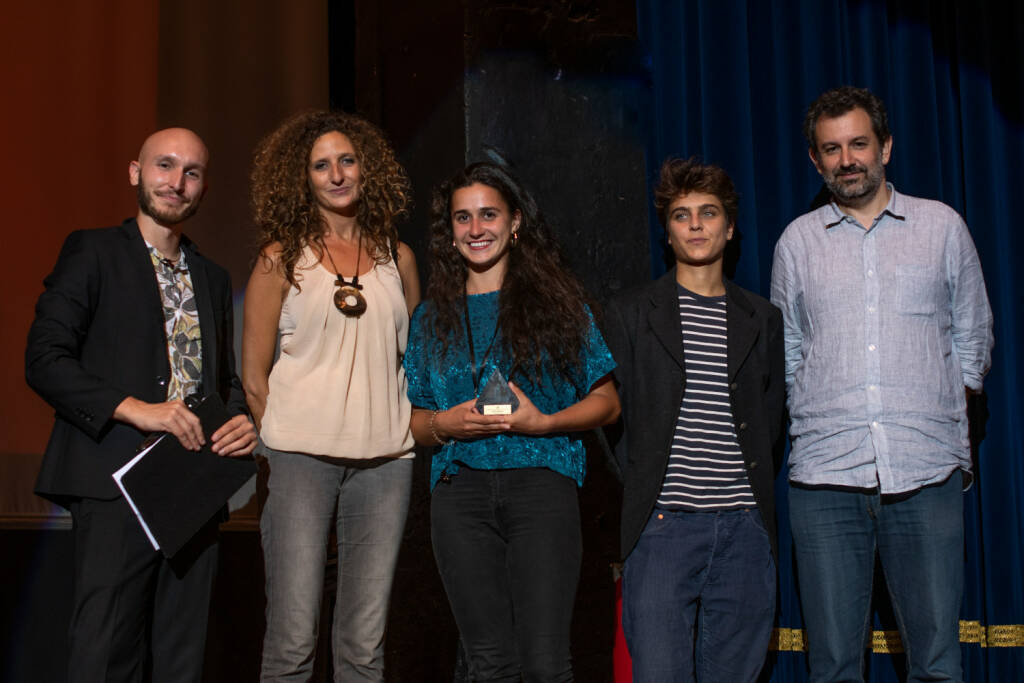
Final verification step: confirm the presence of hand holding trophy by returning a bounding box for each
[474,367,520,415]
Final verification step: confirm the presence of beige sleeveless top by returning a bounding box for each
[260,245,414,459]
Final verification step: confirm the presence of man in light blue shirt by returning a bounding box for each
[771,86,993,682]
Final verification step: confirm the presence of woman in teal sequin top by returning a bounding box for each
[404,162,619,682]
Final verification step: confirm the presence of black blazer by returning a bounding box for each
[26,219,247,505]
[604,270,785,560]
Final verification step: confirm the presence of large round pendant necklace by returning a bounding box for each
[322,231,367,317]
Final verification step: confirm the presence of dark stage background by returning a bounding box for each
[2,1,1021,681]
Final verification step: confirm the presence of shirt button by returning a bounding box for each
[738,422,748,431]
[867,269,875,277]
[748,461,758,469]
[872,421,879,427]
[868,344,876,351]
[729,382,738,391]
[868,385,877,391]
[867,306,876,312]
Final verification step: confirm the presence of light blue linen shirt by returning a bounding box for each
[770,184,993,493]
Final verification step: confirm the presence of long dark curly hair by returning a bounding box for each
[250,110,411,287]
[425,162,593,384]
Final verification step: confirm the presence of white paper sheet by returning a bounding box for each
[112,436,165,551]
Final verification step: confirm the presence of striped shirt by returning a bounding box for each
[656,286,756,510]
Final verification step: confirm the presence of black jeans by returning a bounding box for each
[431,466,581,683]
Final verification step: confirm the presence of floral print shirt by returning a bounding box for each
[147,243,203,401]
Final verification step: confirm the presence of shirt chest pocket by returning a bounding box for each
[894,266,942,316]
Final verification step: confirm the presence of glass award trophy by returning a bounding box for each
[474,368,519,415]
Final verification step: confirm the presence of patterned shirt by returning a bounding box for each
[657,286,755,510]
[147,243,203,401]
[770,185,993,493]
[404,291,616,489]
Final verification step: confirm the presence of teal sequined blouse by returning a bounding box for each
[404,291,616,490]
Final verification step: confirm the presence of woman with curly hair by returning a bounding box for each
[403,162,620,682]
[242,110,419,682]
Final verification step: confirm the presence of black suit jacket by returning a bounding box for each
[604,270,785,560]
[26,219,247,505]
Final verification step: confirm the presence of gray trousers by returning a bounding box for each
[259,448,413,682]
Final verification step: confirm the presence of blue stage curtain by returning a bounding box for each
[635,1,1023,680]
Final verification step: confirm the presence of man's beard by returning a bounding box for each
[824,158,885,205]
[137,183,200,225]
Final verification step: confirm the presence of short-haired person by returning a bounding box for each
[26,128,258,682]
[771,86,994,682]
[403,162,620,682]
[605,158,785,682]
[243,110,420,682]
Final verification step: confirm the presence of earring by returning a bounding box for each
[511,230,519,247]
[452,239,456,248]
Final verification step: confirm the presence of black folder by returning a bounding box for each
[116,394,257,558]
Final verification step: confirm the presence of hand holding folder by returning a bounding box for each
[113,394,258,558]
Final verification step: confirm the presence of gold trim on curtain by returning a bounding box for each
[771,623,1024,652]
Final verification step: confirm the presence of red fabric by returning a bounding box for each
[613,577,632,682]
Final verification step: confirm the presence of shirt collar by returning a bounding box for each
[144,240,189,273]
[823,182,906,230]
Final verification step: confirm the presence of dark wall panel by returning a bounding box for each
[156,0,330,289]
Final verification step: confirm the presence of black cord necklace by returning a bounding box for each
[322,232,367,317]
[463,292,521,415]
[462,294,501,395]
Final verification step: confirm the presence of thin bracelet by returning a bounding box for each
[429,410,451,446]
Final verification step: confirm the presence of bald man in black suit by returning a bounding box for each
[26,128,257,683]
